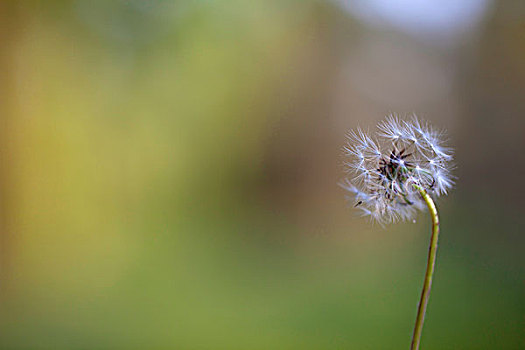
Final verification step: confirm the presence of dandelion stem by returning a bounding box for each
[410,188,439,350]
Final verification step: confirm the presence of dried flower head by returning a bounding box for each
[341,114,454,224]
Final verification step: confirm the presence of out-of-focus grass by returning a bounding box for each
[2,207,524,349]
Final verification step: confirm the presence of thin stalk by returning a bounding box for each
[410,188,440,350]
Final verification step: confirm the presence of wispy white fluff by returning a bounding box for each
[341,114,454,224]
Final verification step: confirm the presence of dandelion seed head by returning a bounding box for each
[341,114,454,224]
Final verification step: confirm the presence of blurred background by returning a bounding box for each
[0,1,524,349]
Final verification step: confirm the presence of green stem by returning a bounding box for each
[410,188,440,350]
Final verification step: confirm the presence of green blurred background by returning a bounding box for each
[0,1,524,349]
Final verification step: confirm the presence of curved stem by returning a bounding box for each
[410,189,440,350]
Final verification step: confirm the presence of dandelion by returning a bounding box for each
[341,114,455,350]
[342,114,453,224]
